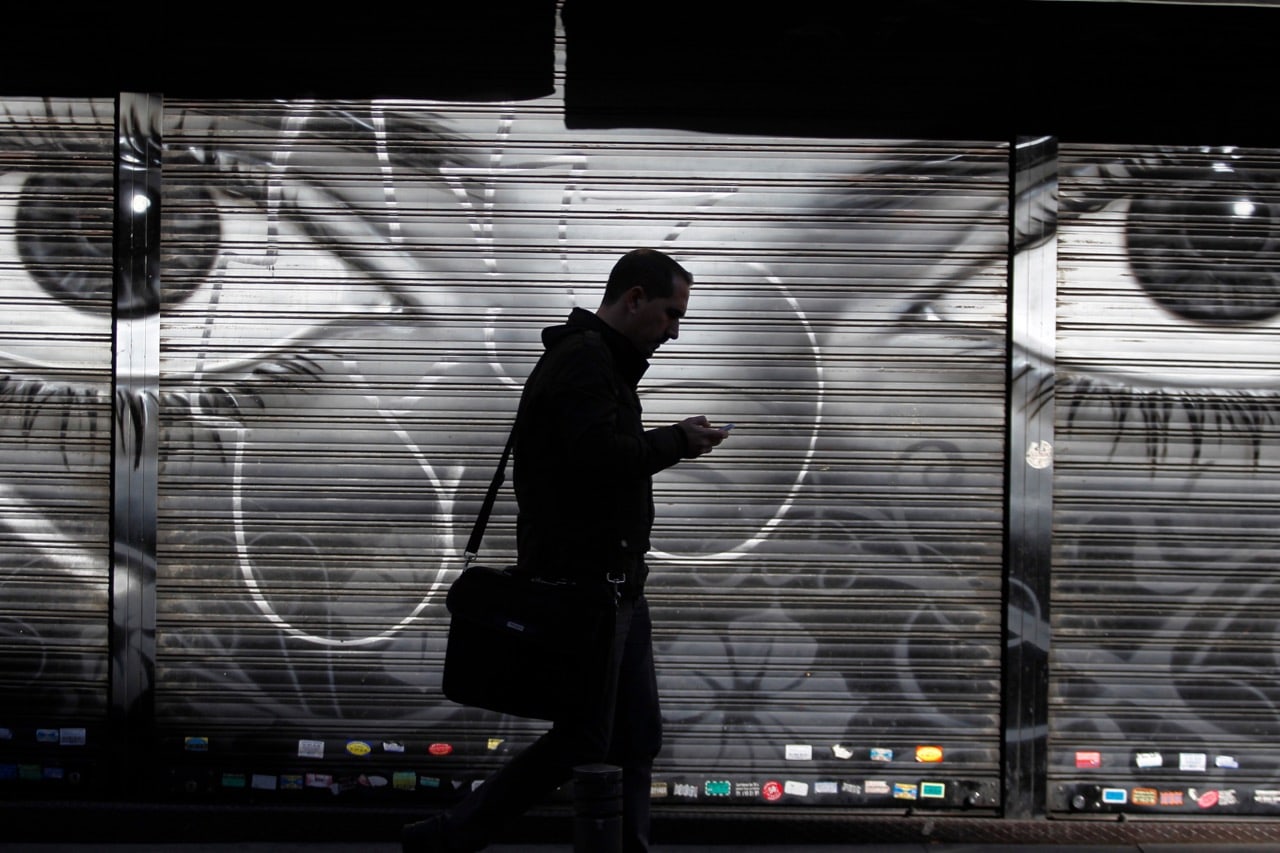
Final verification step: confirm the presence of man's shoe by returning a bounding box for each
[401,814,448,853]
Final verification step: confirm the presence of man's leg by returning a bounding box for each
[417,599,636,851]
[608,596,662,853]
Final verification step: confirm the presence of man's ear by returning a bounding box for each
[623,285,646,314]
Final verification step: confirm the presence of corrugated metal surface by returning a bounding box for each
[0,99,114,766]
[153,96,1009,808]
[1050,144,1280,814]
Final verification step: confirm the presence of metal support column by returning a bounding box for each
[109,91,163,791]
[1002,135,1058,818]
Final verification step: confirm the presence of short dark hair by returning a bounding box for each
[601,248,692,305]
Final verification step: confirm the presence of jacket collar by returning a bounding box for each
[557,307,649,387]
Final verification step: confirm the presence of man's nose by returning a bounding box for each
[667,319,680,339]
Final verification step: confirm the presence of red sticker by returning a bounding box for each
[1075,751,1101,769]
[762,780,784,801]
[428,743,453,756]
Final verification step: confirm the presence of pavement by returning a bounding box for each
[5,844,1280,852]
[4,801,1280,852]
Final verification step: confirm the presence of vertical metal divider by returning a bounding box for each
[109,92,163,791]
[1002,135,1059,818]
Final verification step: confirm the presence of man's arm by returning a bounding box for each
[548,345,722,478]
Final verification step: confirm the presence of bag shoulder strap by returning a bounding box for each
[464,328,600,563]
[463,425,514,562]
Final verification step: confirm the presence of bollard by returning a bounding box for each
[572,763,622,853]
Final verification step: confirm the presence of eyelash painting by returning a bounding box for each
[1056,147,1280,466]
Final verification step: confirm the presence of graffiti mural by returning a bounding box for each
[1,94,1011,806]
[146,100,1010,806]
[0,98,114,751]
[1049,145,1280,814]
[3,89,1278,822]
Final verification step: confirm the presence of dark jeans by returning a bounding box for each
[445,594,662,852]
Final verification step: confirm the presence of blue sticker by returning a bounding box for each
[59,728,86,747]
[892,782,919,800]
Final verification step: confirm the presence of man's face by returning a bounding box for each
[625,275,691,357]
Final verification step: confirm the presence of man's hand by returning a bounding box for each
[677,416,730,458]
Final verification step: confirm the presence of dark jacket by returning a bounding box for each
[513,308,688,584]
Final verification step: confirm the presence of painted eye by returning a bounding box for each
[1058,148,1280,396]
[1125,159,1280,325]
[15,174,115,309]
[15,172,220,319]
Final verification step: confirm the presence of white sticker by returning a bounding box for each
[831,744,854,760]
[1026,439,1053,469]
[866,779,891,795]
[1216,755,1239,769]
[1134,751,1163,768]
[298,739,325,759]
[785,744,813,761]
[1024,438,1054,466]
[814,781,838,794]
[1180,752,1207,772]
[783,780,809,796]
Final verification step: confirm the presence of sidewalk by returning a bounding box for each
[4,800,1280,852]
[5,843,1280,852]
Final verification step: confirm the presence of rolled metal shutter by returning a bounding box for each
[154,96,1010,811]
[0,98,115,789]
[1051,143,1280,815]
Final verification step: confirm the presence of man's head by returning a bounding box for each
[597,248,693,357]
